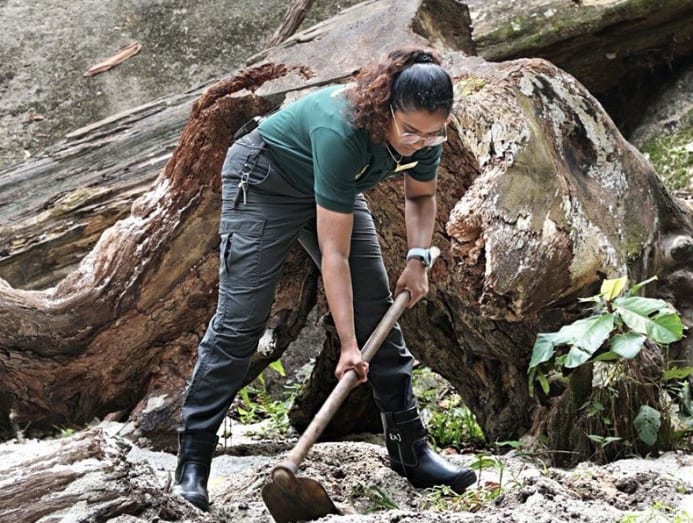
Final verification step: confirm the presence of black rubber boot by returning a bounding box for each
[173,431,218,511]
[381,407,476,493]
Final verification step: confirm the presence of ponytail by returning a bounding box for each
[347,48,453,143]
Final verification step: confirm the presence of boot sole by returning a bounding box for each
[451,468,477,493]
[389,461,477,494]
[173,486,209,512]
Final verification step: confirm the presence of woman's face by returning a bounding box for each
[386,107,448,156]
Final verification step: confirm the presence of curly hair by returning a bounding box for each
[346,48,453,144]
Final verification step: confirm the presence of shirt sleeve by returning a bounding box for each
[408,144,442,182]
[311,127,362,213]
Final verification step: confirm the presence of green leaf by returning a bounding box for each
[633,405,661,446]
[600,276,627,301]
[528,334,556,370]
[564,345,592,368]
[551,314,615,354]
[269,359,286,376]
[593,351,621,362]
[538,372,550,395]
[615,297,683,344]
[587,434,622,447]
[650,312,685,344]
[662,366,693,381]
[609,333,646,359]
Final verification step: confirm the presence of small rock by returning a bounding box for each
[615,477,639,494]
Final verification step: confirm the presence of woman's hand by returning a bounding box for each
[335,343,369,383]
[395,259,429,307]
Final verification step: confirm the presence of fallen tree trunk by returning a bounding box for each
[0,96,195,290]
[4,0,690,291]
[467,0,693,94]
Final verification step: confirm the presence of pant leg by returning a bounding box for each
[181,135,314,433]
[298,194,416,413]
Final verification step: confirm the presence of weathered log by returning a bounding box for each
[0,63,315,447]
[0,96,195,290]
[0,426,200,522]
[467,0,693,95]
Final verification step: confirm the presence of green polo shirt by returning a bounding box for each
[258,85,441,213]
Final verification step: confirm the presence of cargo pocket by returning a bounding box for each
[218,212,266,288]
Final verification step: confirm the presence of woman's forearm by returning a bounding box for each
[405,193,436,249]
[321,250,358,349]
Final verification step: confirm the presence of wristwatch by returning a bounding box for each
[406,247,433,269]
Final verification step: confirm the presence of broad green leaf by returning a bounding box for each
[626,276,657,297]
[552,314,615,353]
[649,312,685,344]
[528,334,556,370]
[633,405,661,446]
[600,277,627,301]
[614,296,672,317]
[615,297,683,344]
[609,333,646,359]
[564,345,592,368]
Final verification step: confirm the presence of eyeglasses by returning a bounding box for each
[390,106,447,147]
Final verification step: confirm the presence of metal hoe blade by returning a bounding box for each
[262,464,341,522]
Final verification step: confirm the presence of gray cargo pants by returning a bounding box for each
[180,129,415,433]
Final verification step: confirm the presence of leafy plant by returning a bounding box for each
[528,276,686,449]
[413,367,485,449]
[230,359,297,436]
[54,426,76,438]
[350,483,399,512]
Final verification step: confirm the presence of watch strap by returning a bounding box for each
[406,247,432,268]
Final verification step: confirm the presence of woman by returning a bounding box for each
[174,47,476,511]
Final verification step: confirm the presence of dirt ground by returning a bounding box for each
[119,420,693,522]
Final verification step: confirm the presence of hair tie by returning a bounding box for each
[413,53,434,64]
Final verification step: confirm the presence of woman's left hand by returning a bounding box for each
[394,259,429,307]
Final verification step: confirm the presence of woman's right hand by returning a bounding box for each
[335,343,369,384]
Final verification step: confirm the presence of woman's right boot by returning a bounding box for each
[172,431,218,511]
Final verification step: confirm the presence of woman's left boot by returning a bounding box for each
[172,431,218,511]
[381,406,476,493]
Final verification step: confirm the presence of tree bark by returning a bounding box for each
[467,0,693,95]
[0,426,200,521]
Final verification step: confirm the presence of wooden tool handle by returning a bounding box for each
[276,247,441,473]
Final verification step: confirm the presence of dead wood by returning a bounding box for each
[467,0,693,94]
[0,426,202,522]
[265,0,316,49]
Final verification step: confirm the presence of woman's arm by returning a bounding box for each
[316,204,369,383]
[395,175,437,307]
